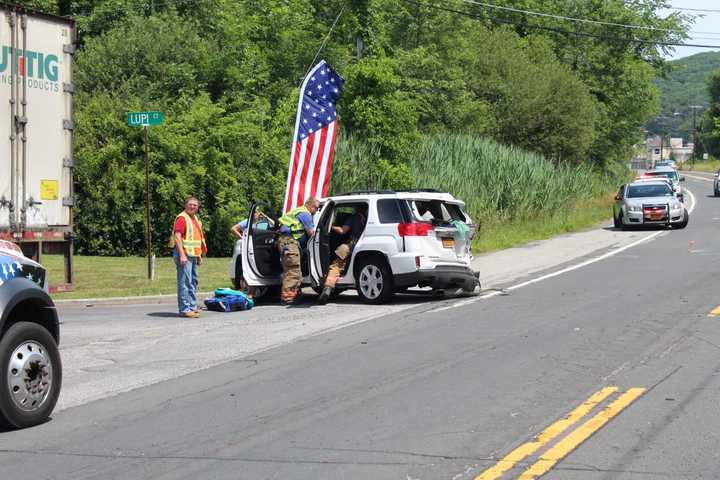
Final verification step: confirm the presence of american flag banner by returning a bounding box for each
[283,60,344,213]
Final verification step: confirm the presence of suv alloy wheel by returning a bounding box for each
[355,256,394,304]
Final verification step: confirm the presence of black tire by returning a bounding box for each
[0,322,62,429]
[618,212,628,231]
[715,187,719,197]
[250,285,281,303]
[676,210,689,229]
[232,256,244,290]
[232,256,281,302]
[462,279,479,294]
[355,256,394,304]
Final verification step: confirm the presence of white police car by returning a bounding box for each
[0,241,61,428]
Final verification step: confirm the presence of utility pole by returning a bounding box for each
[689,105,703,168]
[660,123,667,164]
[656,115,671,168]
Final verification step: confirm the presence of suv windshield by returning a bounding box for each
[645,171,678,182]
[627,184,673,198]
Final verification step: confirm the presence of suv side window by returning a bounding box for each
[377,199,405,223]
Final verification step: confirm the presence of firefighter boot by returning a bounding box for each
[317,286,333,305]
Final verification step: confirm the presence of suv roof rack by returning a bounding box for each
[398,188,441,193]
[334,190,396,196]
[333,188,444,197]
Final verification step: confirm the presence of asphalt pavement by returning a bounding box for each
[1,176,719,480]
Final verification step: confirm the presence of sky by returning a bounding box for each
[663,0,720,59]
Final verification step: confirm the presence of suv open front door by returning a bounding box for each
[241,203,282,286]
[308,200,334,287]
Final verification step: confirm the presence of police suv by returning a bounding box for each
[0,241,61,428]
[230,190,480,304]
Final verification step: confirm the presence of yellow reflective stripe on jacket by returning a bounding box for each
[279,206,310,240]
[169,211,205,257]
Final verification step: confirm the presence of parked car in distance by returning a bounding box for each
[653,160,677,169]
[632,176,673,189]
[713,170,720,196]
[0,241,61,429]
[613,181,688,230]
[639,167,685,202]
[231,190,480,304]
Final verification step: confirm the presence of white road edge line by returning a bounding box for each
[430,188,697,313]
[683,173,713,182]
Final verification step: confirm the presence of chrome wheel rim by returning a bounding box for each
[7,341,53,412]
[359,265,384,300]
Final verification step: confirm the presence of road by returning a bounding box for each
[2,175,719,479]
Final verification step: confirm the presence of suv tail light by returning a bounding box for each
[398,222,434,237]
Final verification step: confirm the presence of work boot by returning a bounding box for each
[317,286,333,305]
[280,291,300,306]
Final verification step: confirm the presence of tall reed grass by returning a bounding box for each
[411,134,625,222]
[331,133,626,233]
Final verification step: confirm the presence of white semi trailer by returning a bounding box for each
[0,4,75,291]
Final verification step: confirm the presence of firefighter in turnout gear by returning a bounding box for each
[318,204,367,305]
[277,197,320,305]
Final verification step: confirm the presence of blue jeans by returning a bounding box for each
[174,252,199,313]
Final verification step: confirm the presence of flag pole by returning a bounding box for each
[283,60,327,213]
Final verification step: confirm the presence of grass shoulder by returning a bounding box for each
[46,255,232,300]
[679,159,720,173]
[473,193,615,253]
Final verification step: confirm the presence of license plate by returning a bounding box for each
[645,212,662,220]
[441,238,454,249]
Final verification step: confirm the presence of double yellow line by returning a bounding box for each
[476,386,646,480]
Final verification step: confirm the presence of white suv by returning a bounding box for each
[230,190,480,304]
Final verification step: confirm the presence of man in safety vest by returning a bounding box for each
[277,197,320,305]
[169,196,207,318]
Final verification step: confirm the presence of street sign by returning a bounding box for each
[127,111,164,127]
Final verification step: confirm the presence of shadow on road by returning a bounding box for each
[270,289,465,308]
[0,416,54,433]
[603,224,674,232]
[143,290,470,316]
[146,312,182,318]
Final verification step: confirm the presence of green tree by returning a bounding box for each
[700,70,720,157]
[47,0,693,255]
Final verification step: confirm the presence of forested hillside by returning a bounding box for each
[12,0,689,255]
[647,51,720,140]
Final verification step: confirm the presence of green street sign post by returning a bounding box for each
[128,111,165,280]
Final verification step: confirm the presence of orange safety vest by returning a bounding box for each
[169,211,206,257]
